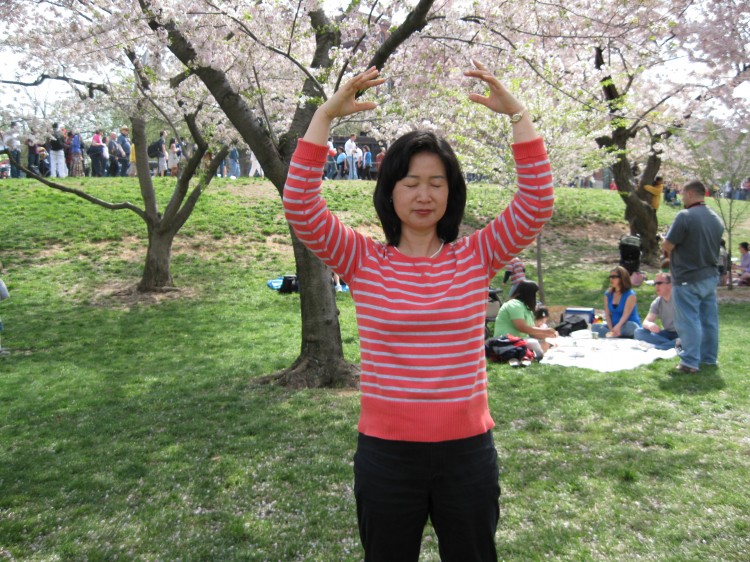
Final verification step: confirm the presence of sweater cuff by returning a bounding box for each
[294,138,330,164]
[511,137,547,163]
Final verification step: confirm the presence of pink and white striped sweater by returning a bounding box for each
[284,137,554,442]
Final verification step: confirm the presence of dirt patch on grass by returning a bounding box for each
[221,180,280,200]
[89,280,200,309]
[717,285,750,303]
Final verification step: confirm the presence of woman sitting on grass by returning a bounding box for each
[493,280,557,359]
[733,241,750,286]
[591,265,642,338]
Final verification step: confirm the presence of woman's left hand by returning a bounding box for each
[464,59,525,116]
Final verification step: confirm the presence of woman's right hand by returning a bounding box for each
[319,67,386,121]
[305,67,386,145]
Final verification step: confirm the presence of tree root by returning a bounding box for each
[257,356,360,389]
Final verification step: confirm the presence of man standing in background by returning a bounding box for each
[117,126,131,177]
[48,122,68,178]
[344,133,358,180]
[662,180,724,373]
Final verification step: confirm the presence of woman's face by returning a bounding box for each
[391,152,449,238]
[740,245,748,255]
[608,270,622,289]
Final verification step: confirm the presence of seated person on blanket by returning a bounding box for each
[493,280,557,358]
[734,241,750,286]
[591,265,642,338]
[633,272,678,349]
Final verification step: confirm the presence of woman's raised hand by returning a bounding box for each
[305,67,386,145]
[464,59,524,116]
[320,67,386,120]
[465,59,537,142]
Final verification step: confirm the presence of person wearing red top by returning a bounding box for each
[284,63,554,561]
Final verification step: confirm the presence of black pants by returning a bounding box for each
[354,431,500,562]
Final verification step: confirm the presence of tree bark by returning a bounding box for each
[598,129,660,266]
[270,234,359,388]
[138,228,176,292]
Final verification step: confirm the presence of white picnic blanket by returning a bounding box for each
[540,332,677,372]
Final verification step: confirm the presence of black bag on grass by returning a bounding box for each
[486,335,533,363]
[556,315,588,336]
[278,275,299,294]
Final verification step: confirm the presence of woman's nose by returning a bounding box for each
[415,185,431,200]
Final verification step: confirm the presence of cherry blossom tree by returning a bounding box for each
[399,0,750,261]
[0,5,230,292]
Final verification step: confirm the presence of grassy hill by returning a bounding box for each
[1,177,749,561]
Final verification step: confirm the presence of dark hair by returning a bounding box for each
[608,265,632,292]
[740,241,749,251]
[683,180,706,197]
[373,130,466,246]
[534,306,549,320]
[513,280,539,312]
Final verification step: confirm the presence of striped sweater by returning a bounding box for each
[284,137,554,442]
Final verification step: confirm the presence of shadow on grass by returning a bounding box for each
[658,366,725,395]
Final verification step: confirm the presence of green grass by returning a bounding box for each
[1,178,750,561]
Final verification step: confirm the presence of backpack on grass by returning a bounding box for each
[278,275,299,294]
[486,335,534,363]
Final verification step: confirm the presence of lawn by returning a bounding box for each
[1,177,749,561]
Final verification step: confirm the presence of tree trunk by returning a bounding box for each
[267,231,359,388]
[622,192,660,264]
[138,228,176,292]
[607,134,661,266]
[535,232,546,304]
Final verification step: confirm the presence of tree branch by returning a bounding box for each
[0,74,109,98]
[172,145,229,232]
[161,108,208,229]
[366,0,436,71]
[138,0,286,187]
[0,148,146,219]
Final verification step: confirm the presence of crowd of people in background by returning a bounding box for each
[323,135,385,180]
[0,121,270,180]
[0,122,134,179]
[0,117,379,181]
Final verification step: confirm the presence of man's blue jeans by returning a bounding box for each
[634,328,678,350]
[671,275,719,369]
[347,155,358,179]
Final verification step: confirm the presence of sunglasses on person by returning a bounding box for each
[608,274,620,279]
[654,280,671,285]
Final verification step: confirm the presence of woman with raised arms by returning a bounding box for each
[284,62,554,561]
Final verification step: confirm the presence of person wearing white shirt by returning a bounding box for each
[344,134,358,179]
[49,122,68,178]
